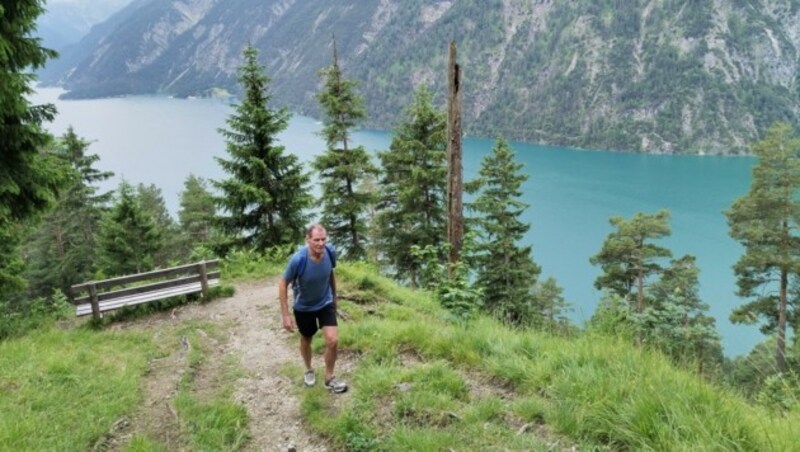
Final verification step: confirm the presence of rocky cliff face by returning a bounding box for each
[40,0,800,154]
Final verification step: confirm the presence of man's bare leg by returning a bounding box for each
[300,334,313,371]
[322,326,338,381]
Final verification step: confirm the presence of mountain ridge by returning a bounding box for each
[36,0,135,50]
[39,0,800,155]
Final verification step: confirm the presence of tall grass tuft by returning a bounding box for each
[174,393,248,450]
[221,246,291,281]
[0,290,72,340]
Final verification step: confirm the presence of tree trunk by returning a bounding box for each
[54,224,65,259]
[446,41,463,276]
[777,267,788,373]
[636,242,644,312]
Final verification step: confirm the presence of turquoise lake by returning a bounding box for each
[30,87,760,357]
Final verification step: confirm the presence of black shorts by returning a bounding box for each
[294,303,338,338]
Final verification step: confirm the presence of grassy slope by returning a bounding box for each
[307,262,800,450]
[0,310,246,450]
[2,256,798,450]
[0,326,155,450]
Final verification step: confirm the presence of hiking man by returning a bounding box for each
[278,224,347,393]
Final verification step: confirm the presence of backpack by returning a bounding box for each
[291,243,336,294]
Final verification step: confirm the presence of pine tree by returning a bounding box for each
[214,45,311,252]
[313,39,377,260]
[589,211,720,365]
[24,127,113,297]
[531,277,572,331]
[590,210,672,313]
[178,174,217,257]
[135,183,180,266]
[97,181,162,276]
[0,0,61,298]
[375,86,447,286]
[466,137,541,326]
[728,341,780,397]
[641,255,722,373]
[136,183,173,232]
[726,122,800,373]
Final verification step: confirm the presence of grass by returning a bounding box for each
[173,321,249,450]
[220,247,288,282]
[126,435,166,451]
[5,252,800,450]
[0,326,155,450]
[174,394,248,450]
[303,261,800,450]
[0,315,248,451]
[0,248,266,451]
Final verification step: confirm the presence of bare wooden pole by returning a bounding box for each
[446,41,463,275]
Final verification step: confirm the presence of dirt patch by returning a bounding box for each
[104,279,337,451]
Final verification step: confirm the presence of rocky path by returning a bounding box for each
[110,279,331,451]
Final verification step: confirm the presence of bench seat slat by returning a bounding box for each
[75,278,220,317]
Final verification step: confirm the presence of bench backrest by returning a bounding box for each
[72,260,220,318]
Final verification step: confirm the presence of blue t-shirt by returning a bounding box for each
[283,246,334,312]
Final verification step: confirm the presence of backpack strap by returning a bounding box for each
[294,244,336,287]
[326,243,336,269]
[291,247,307,296]
[296,246,309,280]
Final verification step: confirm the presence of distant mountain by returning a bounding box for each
[37,0,134,50]
[39,0,800,155]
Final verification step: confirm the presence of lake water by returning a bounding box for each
[29,87,760,357]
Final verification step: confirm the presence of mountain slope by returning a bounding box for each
[39,0,800,154]
[36,0,134,50]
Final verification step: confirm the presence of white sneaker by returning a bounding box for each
[303,370,316,387]
[324,376,348,393]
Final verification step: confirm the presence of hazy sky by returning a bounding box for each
[46,0,133,10]
[48,0,129,4]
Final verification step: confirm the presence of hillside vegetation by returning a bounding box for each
[2,258,798,450]
[41,0,800,154]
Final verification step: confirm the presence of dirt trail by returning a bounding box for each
[110,279,331,452]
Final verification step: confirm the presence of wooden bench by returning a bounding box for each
[72,260,220,319]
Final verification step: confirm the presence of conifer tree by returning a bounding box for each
[466,137,541,326]
[590,211,720,366]
[640,255,722,372]
[136,183,173,232]
[136,183,180,266]
[531,277,572,331]
[375,86,447,286]
[24,127,113,297]
[1,0,61,298]
[726,122,800,373]
[590,210,672,312]
[313,39,377,260]
[728,341,780,397]
[178,174,217,257]
[97,181,162,276]
[214,45,311,252]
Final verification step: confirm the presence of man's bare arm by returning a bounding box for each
[278,278,295,331]
[330,271,337,308]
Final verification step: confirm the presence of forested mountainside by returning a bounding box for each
[39,0,800,155]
